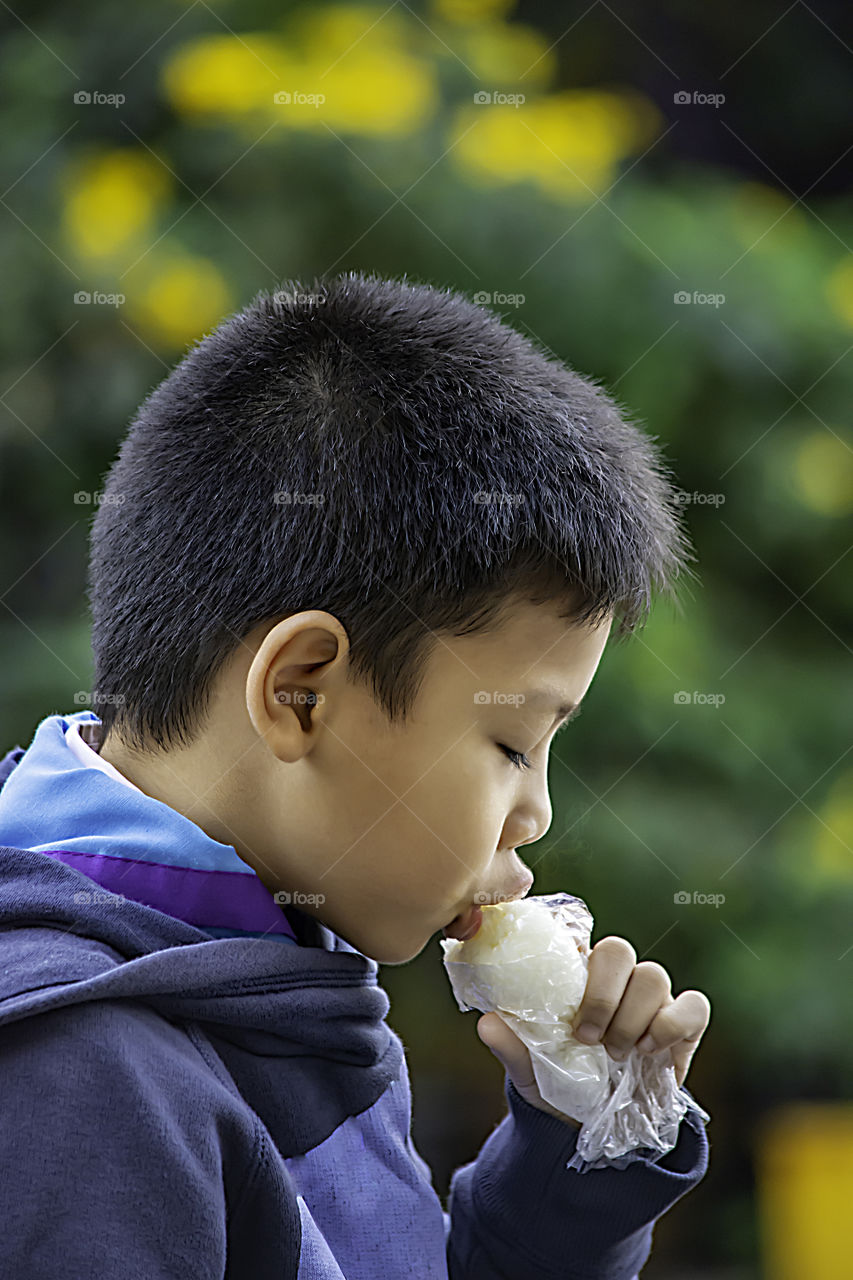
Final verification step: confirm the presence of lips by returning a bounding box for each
[443,871,534,941]
[442,904,483,942]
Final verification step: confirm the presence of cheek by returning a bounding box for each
[335,740,503,907]
[406,756,500,881]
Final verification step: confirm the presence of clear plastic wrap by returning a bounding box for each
[440,891,710,1173]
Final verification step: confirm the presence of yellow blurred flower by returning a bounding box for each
[308,50,435,135]
[813,771,853,882]
[458,21,556,88]
[791,430,853,517]
[162,33,286,116]
[826,256,853,328]
[161,9,437,136]
[431,0,517,22]
[63,150,170,260]
[450,89,661,200]
[291,4,413,53]
[125,254,232,351]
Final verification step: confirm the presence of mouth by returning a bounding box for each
[442,904,483,942]
[442,871,534,942]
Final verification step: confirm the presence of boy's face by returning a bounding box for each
[214,595,613,965]
[102,596,611,966]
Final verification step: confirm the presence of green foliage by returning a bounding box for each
[2,3,851,1269]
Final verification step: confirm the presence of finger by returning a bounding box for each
[571,936,637,1043]
[599,963,672,1061]
[636,990,711,1084]
[671,1040,699,1088]
[636,990,711,1052]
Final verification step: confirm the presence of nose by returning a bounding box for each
[514,780,553,851]
[503,802,552,875]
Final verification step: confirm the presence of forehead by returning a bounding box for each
[437,597,613,688]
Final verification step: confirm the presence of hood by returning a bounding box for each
[0,709,297,941]
[0,715,402,1152]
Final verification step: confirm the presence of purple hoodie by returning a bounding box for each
[0,711,710,1278]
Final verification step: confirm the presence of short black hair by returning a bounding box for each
[87,271,694,755]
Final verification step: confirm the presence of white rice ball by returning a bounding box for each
[441,897,587,1022]
[441,895,611,1118]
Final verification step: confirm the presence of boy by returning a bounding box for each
[0,273,711,1278]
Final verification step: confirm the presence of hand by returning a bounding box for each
[476,1012,582,1127]
[476,936,711,1124]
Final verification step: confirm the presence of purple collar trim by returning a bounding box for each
[40,849,297,940]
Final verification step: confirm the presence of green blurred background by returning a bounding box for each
[1,1,852,1275]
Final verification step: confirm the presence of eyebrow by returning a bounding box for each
[520,689,583,729]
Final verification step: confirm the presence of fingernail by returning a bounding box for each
[637,1034,656,1053]
[575,1023,600,1043]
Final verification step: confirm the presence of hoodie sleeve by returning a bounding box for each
[0,996,301,1280]
[445,1076,709,1280]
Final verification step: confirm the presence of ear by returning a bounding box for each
[245,611,349,763]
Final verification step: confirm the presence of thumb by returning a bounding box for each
[476,1012,581,1128]
[476,1013,539,1093]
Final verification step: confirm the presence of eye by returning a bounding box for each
[498,743,532,770]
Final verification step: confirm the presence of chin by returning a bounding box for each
[311,910,431,966]
[370,944,424,967]
[350,929,430,967]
